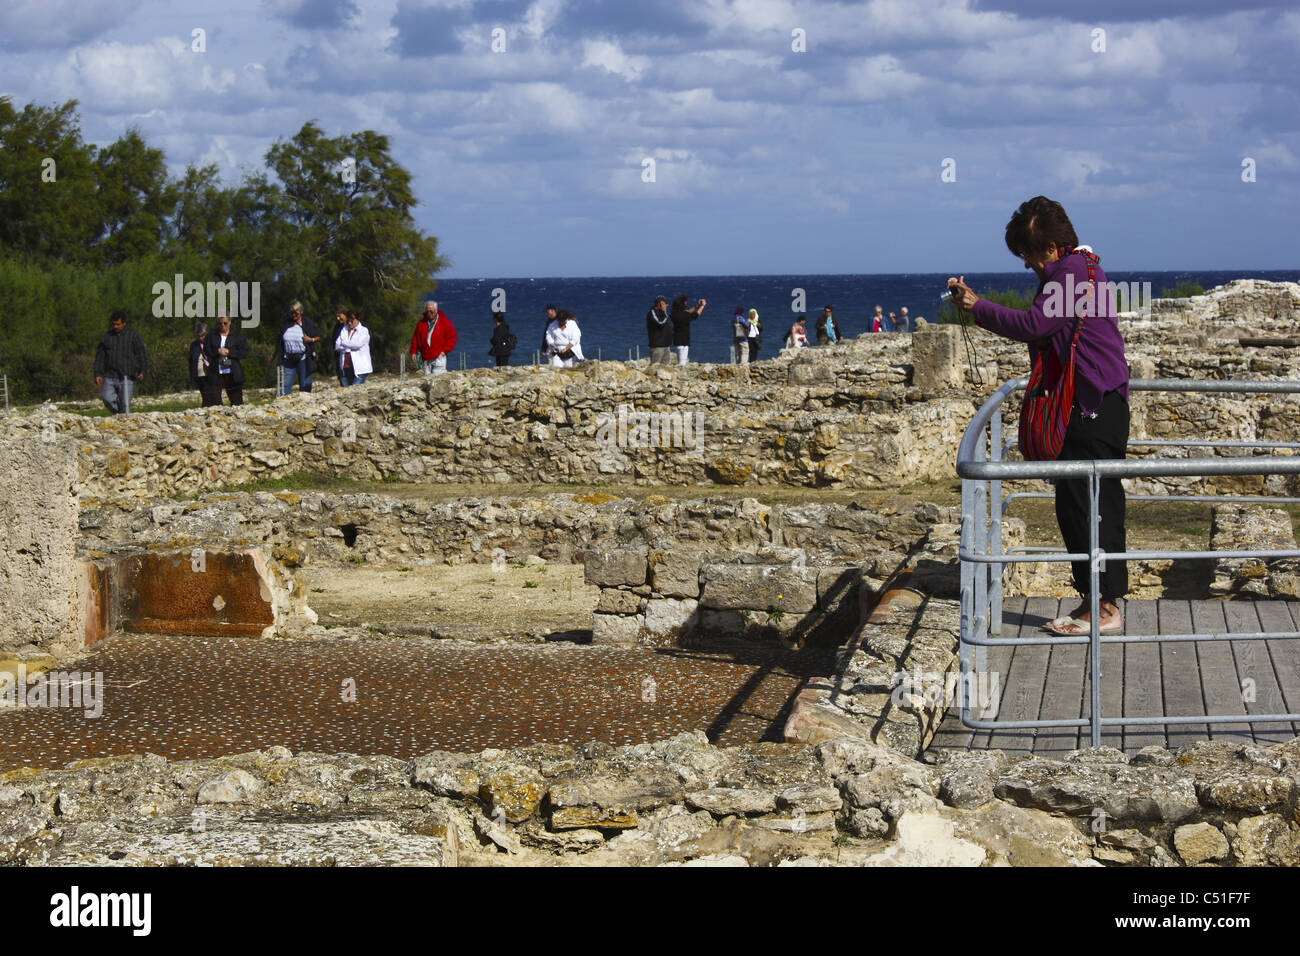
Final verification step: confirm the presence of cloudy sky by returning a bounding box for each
[1,0,1296,276]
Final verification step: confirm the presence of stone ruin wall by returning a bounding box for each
[1,280,1296,504]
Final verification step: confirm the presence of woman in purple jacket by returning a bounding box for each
[948,196,1129,636]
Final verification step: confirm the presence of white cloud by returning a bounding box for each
[841,54,926,102]
[582,39,650,81]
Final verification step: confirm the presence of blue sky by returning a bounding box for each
[1,0,1296,276]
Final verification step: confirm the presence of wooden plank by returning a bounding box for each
[928,596,1026,752]
[1223,601,1292,743]
[1121,600,1166,752]
[986,596,1057,755]
[1033,636,1086,758]
[1158,600,1210,751]
[1261,601,1300,735]
[1190,600,1253,742]
[969,596,1032,750]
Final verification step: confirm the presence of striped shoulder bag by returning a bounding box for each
[1017,247,1099,461]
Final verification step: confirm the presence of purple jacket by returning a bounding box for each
[971,249,1129,416]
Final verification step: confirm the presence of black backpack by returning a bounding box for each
[506,331,517,352]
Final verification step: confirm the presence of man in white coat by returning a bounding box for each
[337,311,373,385]
[545,310,584,367]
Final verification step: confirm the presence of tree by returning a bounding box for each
[0,98,102,263]
[93,128,170,265]
[261,122,447,367]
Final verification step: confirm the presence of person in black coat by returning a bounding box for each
[488,311,515,367]
[669,294,706,365]
[204,315,251,405]
[646,295,673,364]
[189,323,221,407]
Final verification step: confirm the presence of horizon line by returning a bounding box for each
[436,267,1298,282]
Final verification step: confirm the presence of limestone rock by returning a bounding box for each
[776,785,842,814]
[994,758,1199,824]
[478,764,545,823]
[643,598,699,642]
[699,564,818,613]
[591,612,642,645]
[583,549,647,588]
[860,810,986,866]
[684,788,777,816]
[1173,822,1230,864]
[938,749,1014,809]
[649,549,701,598]
[412,752,481,799]
[1231,813,1299,866]
[596,588,642,614]
[1194,770,1296,813]
[551,806,638,831]
[196,769,263,804]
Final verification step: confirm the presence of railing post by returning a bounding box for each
[2,374,8,416]
[973,428,989,675]
[959,466,976,726]
[400,352,406,382]
[1089,468,1103,747]
[989,405,1004,635]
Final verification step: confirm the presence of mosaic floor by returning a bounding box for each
[0,634,836,770]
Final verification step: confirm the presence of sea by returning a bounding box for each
[426,270,1300,369]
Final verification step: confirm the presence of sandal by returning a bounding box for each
[1044,615,1122,636]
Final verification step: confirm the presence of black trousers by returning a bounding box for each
[1055,389,1129,602]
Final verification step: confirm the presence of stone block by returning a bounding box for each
[816,566,860,615]
[699,564,818,613]
[1231,813,1299,866]
[696,608,747,640]
[583,549,648,588]
[596,588,642,615]
[685,788,777,816]
[643,598,699,642]
[912,324,963,390]
[591,612,642,645]
[1173,822,1230,864]
[650,549,701,598]
[550,807,638,831]
[478,764,545,823]
[0,439,82,654]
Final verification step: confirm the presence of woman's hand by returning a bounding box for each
[947,276,978,310]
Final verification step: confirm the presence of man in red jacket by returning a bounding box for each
[410,300,457,374]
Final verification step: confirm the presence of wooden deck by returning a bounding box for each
[931,597,1300,757]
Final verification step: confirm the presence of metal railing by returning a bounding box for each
[957,377,1300,745]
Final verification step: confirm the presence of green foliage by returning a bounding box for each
[0,98,446,402]
[1159,281,1204,299]
[938,287,1037,327]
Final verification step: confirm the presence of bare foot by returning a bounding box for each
[1064,601,1122,630]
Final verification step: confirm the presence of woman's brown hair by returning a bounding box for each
[1004,196,1079,260]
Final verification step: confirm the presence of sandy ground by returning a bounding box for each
[300,562,599,642]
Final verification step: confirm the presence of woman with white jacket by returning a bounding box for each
[338,310,373,385]
[545,310,584,367]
